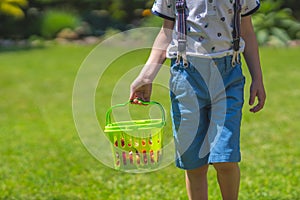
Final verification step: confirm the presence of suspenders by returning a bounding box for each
[175,0,188,67]
[175,0,242,66]
[232,0,242,66]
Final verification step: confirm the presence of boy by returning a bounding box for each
[130,0,266,199]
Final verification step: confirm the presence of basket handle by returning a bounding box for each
[105,100,166,126]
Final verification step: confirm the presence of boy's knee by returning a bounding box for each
[213,162,239,173]
[186,165,209,176]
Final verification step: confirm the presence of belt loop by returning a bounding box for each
[210,59,216,68]
[213,57,223,68]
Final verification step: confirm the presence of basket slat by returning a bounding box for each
[104,101,165,171]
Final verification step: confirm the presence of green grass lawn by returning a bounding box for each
[0,44,299,200]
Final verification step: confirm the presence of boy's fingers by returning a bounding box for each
[250,104,260,113]
[250,102,263,113]
[131,91,144,103]
[129,81,152,104]
[129,92,135,101]
[143,84,152,102]
[249,90,256,106]
[256,95,266,111]
[250,91,266,113]
[129,84,137,101]
[129,83,142,103]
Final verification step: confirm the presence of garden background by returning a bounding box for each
[1,0,300,199]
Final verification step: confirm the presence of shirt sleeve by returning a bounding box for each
[241,0,260,17]
[151,0,176,21]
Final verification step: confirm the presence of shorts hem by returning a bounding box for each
[208,153,241,164]
[175,153,241,170]
[175,162,208,170]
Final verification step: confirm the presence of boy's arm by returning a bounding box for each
[241,15,266,113]
[130,19,175,103]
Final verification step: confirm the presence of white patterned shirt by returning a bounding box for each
[152,0,260,58]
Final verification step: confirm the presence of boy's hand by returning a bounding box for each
[130,77,152,104]
[249,80,266,113]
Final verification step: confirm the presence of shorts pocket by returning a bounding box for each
[169,64,182,94]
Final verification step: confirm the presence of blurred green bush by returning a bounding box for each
[1,0,300,45]
[253,0,300,46]
[40,10,81,39]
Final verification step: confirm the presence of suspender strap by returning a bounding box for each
[176,0,188,67]
[175,0,241,66]
[232,0,242,66]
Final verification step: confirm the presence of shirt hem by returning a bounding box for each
[166,49,244,59]
[151,10,175,21]
[242,3,260,17]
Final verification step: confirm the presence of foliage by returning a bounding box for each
[0,0,28,19]
[1,0,300,45]
[0,0,154,39]
[282,0,300,19]
[253,0,300,46]
[39,9,81,39]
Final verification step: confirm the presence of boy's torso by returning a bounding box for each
[152,0,259,58]
[172,0,237,57]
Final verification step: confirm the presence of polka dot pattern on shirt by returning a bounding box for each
[152,0,260,57]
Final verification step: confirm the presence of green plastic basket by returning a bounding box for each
[104,100,166,171]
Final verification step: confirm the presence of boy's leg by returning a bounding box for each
[185,164,209,200]
[213,162,240,200]
[208,57,243,200]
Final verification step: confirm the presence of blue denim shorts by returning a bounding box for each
[170,55,245,170]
